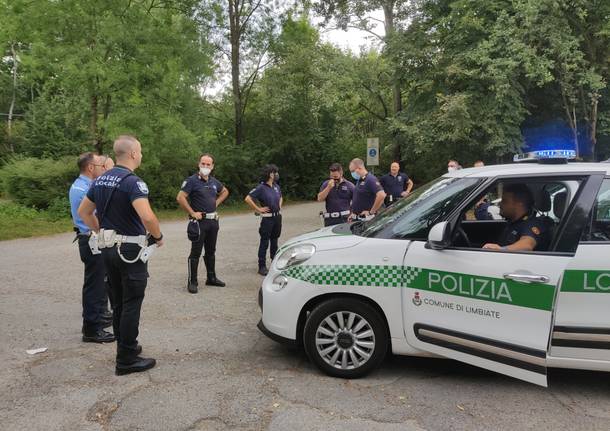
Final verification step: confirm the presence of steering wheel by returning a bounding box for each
[455,226,472,248]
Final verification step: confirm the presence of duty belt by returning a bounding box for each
[191,212,219,220]
[260,212,280,217]
[95,229,156,263]
[321,210,350,219]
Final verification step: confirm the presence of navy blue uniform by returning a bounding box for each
[249,182,282,267]
[352,174,384,214]
[180,174,224,261]
[498,213,550,251]
[380,172,409,202]
[87,165,150,356]
[475,201,494,220]
[319,179,354,226]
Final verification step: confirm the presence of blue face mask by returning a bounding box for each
[351,171,360,181]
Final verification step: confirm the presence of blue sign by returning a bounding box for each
[368,148,377,157]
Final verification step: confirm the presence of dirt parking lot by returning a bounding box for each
[1,202,610,430]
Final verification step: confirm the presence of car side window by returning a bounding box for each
[453,178,583,252]
[583,179,610,242]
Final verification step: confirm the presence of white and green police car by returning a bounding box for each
[258,152,610,386]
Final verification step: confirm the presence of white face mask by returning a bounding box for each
[200,167,211,176]
[447,166,457,172]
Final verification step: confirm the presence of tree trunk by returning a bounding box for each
[7,43,18,153]
[383,2,402,162]
[90,93,100,153]
[229,0,244,146]
[588,92,599,161]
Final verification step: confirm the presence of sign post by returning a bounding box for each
[367,137,379,168]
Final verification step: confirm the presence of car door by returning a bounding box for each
[400,173,597,386]
[550,176,610,364]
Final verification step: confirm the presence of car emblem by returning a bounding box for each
[412,292,422,306]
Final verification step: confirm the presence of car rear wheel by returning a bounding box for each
[303,298,388,378]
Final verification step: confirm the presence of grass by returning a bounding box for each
[0,200,258,241]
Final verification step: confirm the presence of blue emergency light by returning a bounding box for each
[513,149,576,163]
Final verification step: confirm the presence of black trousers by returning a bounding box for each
[78,236,110,332]
[102,244,148,354]
[324,215,348,227]
[189,219,219,259]
[258,215,282,266]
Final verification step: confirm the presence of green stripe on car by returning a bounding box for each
[561,270,610,293]
[283,265,556,311]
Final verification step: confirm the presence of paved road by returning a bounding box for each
[1,202,609,431]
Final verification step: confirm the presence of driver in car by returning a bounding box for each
[482,184,551,252]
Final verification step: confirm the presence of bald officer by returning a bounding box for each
[177,153,229,293]
[79,135,162,376]
[379,162,413,205]
[348,158,386,220]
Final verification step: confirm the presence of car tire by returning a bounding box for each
[303,298,388,379]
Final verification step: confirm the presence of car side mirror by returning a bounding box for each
[426,221,450,250]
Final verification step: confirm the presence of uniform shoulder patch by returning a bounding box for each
[531,226,540,235]
[137,181,149,194]
[181,180,187,188]
[249,188,256,194]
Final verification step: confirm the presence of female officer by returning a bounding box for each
[244,164,282,275]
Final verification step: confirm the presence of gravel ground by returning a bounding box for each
[1,201,609,431]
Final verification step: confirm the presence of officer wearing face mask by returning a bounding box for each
[244,164,282,276]
[447,159,461,173]
[177,153,229,293]
[317,163,354,226]
[348,158,386,221]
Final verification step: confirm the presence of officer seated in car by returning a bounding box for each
[482,183,551,252]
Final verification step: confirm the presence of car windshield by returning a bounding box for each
[354,176,482,239]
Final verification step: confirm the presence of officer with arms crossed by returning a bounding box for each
[79,135,163,375]
[245,164,282,276]
[69,152,114,343]
[177,153,229,293]
[348,158,386,220]
[317,163,354,226]
[379,161,413,206]
[482,183,550,252]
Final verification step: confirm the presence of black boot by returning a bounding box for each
[187,258,199,293]
[204,255,225,287]
[258,265,268,276]
[82,328,116,343]
[115,346,155,376]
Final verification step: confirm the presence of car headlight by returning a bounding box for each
[275,243,316,270]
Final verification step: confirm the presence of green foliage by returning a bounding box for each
[0,157,76,209]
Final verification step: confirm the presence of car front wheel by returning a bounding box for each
[303,298,388,378]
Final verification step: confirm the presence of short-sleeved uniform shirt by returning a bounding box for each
[249,182,282,212]
[498,213,550,251]
[69,175,93,234]
[352,173,383,214]
[380,172,410,200]
[86,166,148,236]
[319,179,354,213]
[181,174,224,213]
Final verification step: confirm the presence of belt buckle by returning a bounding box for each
[331,212,339,218]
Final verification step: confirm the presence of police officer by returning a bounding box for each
[79,135,163,375]
[177,153,229,293]
[244,164,282,276]
[317,163,354,226]
[348,158,386,220]
[482,184,550,251]
[447,159,461,172]
[379,162,413,206]
[69,152,114,343]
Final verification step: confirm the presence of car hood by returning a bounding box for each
[279,223,366,252]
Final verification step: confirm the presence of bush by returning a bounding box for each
[0,157,77,209]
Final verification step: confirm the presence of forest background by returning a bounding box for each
[0,0,609,238]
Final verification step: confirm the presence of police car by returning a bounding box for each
[258,150,610,386]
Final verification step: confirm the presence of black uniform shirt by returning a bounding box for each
[86,165,148,236]
[319,179,354,213]
[249,182,282,212]
[352,174,383,214]
[498,213,550,251]
[181,174,224,213]
[380,172,409,200]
